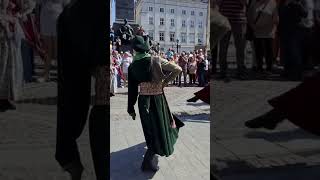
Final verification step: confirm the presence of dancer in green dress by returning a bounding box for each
[127,35,183,172]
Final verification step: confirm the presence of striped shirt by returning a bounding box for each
[218,0,247,24]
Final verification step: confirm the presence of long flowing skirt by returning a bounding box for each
[269,72,320,136]
[138,94,179,157]
[194,85,210,104]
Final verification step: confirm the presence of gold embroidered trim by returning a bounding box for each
[139,82,163,95]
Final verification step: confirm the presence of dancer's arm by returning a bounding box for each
[160,58,182,87]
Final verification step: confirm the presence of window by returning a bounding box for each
[191,11,195,15]
[170,9,175,14]
[159,32,165,41]
[160,7,164,12]
[189,33,195,43]
[182,10,186,15]
[181,33,187,43]
[170,19,175,26]
[170,32,175,42]
[182,20,186,27]
[149,17,153,25]
[160,18,165,25]
[198,21,203,28]
[148,31,154,40]
[190,20,194,28]
[199,12,203,16]
[149,7,153,11]
[198,33,203,44]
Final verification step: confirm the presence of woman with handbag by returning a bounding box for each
[248,0,279,74]
[127,35,184,172]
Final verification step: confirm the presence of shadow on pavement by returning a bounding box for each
[212,158,320,180]
[244,128,320,142]
[186,102,209,106]
[16,96,100,105]
[16,96,57,105]
[110,142,157,180]
[176,113,210,123]
[114,91,128,95]
[212,68,303,82]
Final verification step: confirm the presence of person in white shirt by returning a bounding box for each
[121,52,132,86]
[204,56,209,83]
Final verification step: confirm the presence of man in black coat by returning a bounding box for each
[56,1,109,179]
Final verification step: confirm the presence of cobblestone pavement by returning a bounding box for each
[0,82,98,180]
[212,79,320,179]
[0,83,210,180]
[110,86,210,180]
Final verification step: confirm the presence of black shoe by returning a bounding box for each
[245,117,278,130]
[187,96,199,103]
[237,71,249,80]
[141,149,159,172]
[0,100,16,112]
[211,174,221,180]
[244,110,285,130]
[63,161,84,180]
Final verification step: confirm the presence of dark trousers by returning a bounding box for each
[313,25,320,65]
[253,38,274,71]
[189,74,196,84]
[178,71,187,86]
[280,28,306,79]
[56,65,109,178]
[197,71,206,86]
[219,23,247,74]
[301,28,313,69]
[21,39,34,82]
[211,45,218,75]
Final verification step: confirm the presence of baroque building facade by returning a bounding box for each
[135,0,208,52]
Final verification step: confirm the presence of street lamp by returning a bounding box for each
[176,39,179,53]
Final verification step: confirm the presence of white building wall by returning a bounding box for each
[135,0,208,53]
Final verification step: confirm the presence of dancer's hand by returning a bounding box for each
[129,112,136,120]
[162,81,168,89]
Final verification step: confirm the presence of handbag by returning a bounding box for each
[246,0,270,41]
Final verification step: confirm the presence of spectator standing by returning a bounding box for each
[248,0,279,73]
[204,55,210,83]
[178,52,188,87]
[300,0,315,70]
[188,54,197,85]
[110,52,117,96]
[217,0,248,80]
[39,0,70,82]
[313,0,320,64]
[278,0,313,80]
[121,52,132,86]
[197,56,206,87]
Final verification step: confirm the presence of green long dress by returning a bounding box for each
[128,54,182,157]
